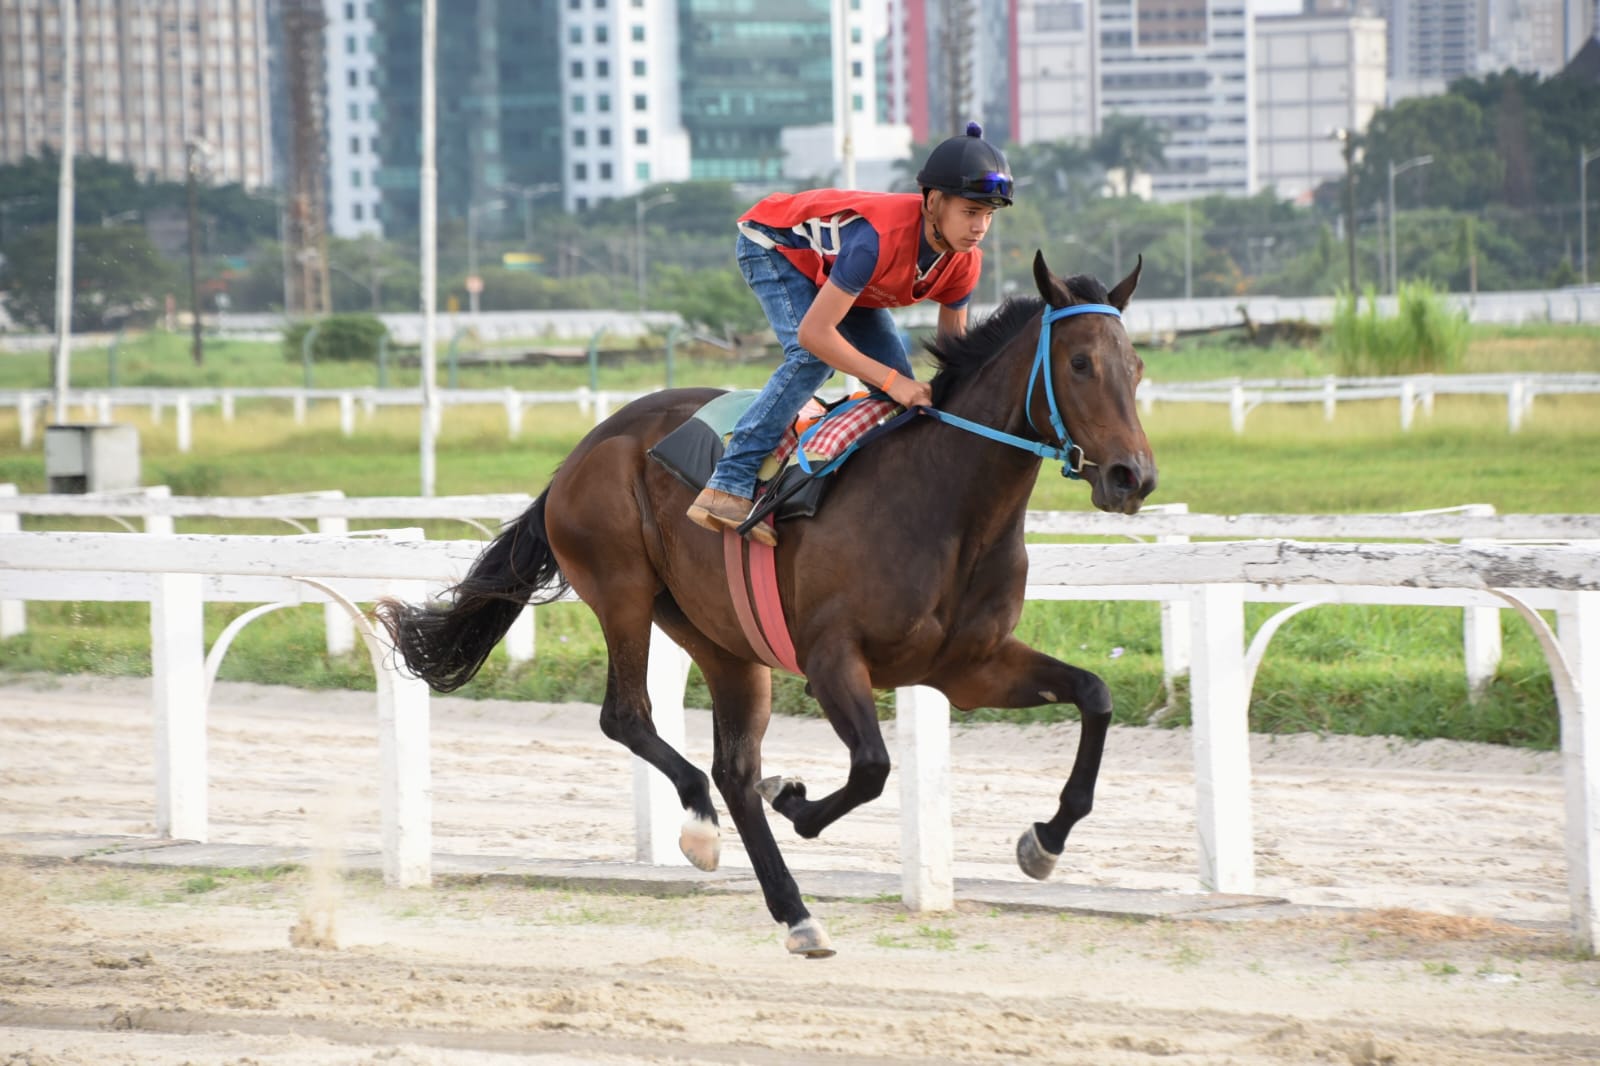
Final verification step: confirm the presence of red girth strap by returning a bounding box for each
[722,527,803,676]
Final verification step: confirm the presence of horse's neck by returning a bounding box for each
[897,329,1044,535]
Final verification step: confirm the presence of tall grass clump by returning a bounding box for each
[1325,281,1469,376]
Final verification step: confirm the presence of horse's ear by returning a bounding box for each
[1107,255,1143,310]
[1032,250,1069,305]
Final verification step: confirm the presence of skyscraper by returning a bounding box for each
[0,0,273,187]
[373,0,564,233]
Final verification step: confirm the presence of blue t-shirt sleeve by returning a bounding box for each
[823,224,880,296]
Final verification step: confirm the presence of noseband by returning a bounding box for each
[923,302,1123,480]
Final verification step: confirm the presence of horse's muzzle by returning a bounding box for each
[1091,457,1158,515]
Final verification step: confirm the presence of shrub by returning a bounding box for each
[282,314,388,364]
[1325,282,1468,375]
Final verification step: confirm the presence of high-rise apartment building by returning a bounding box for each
[559,0,690,206]
[889,0,1018,145]
[1255,9,1386,203]
[1016,0,1098,143]
[325,0,382,236]
[1385,0,1478,98]
[676,0,833,183]
[1096,0,1256,199]
[0,0,273,187]
[373,0,564,232]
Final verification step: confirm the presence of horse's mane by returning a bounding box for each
[924,275,1112,406]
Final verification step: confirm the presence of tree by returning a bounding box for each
[1090,114,1168,194]
[652,264,768,336]
[0,223,174,330]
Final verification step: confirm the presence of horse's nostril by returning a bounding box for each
[1108,463,1139,493]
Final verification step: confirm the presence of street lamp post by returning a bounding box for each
[1332,128,1358,298]
[466,198,505,315]
[635,191,675,311]
[496,182,560,246]
[1387,154,1433,296]
[185,138,213,367]
[1581,145,1600,287]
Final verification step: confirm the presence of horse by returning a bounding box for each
[376,251,1157,958]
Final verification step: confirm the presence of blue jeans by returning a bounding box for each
[707,234,913,498]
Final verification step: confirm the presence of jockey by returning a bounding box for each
[686,121,1014,546]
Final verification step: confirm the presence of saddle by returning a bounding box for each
[647,389,905,524]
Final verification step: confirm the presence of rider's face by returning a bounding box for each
[928,193,997,252]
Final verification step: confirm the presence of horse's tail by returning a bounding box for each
[374,489,570,693]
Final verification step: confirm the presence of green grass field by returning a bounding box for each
[1,324,1598,747]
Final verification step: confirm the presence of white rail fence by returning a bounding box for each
[4,370,1599,450]
[0,522,1597,948]
[6,487,1600,697]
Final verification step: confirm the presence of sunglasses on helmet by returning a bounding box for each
[962,171,1014,201]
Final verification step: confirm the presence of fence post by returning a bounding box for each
[1557,591,1600,951]
[221,391,235,422]
[152,571,207,842]
[377,579,432,888]
[18,395,36,447]
[318,505,356,658]
[635,623,691,865]
[134,484,174,535]
[1508,379,1526,433]
[897,684,953,911]
[1158,504,1192,689]
[1188,583,1255,894]
[503,387,522,439]
[176,396,193,453]
[1460,534,1503,697]
[1229,384,1246,434]
[1400,379,1416,432]
[1322,376,1337,422]
[505,605,534,663]
[0,484,23,638]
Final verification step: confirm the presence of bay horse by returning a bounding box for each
[376,251,1156,957]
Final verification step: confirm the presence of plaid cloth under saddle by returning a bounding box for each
[765,395,903,477]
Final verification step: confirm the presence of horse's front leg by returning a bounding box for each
[930,637,1114,880]
[759,646,890,842]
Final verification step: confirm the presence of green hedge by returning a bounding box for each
[282,314,388,364]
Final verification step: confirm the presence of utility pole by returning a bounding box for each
[50,0,76,422]
[186,140,207,366]
[1333,128,1358,298]
[1581,145,1600,287]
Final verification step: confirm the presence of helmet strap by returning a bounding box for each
[923,192,954,254]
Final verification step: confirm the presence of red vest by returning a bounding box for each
[739,189,981,309]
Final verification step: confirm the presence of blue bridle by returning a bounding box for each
[922,302,1124,480]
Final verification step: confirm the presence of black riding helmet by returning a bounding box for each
[916,121,1014,208]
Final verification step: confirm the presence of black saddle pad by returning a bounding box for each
[647,391,830,522]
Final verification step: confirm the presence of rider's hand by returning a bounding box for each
[889,376,933,409]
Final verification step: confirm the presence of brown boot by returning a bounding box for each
[686,488,778,547]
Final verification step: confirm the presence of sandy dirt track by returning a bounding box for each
[1,674,1597,1064]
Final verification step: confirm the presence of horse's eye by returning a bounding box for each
[1070,354,1091,373]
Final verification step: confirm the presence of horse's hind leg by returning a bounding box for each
[569,582,721,868]
[653,602,832,957]
[931,637,1113,880]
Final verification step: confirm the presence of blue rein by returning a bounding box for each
[922,302,1123,480]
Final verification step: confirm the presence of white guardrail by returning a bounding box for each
[4,371,1600,450]
[0,490,1598,949]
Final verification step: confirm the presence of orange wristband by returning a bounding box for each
[881,369,899,393]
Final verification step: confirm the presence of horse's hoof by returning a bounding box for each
[678,815,721,872]
[1016,824,1060,881]
[784,917,835,959]
[756,775,805,806]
